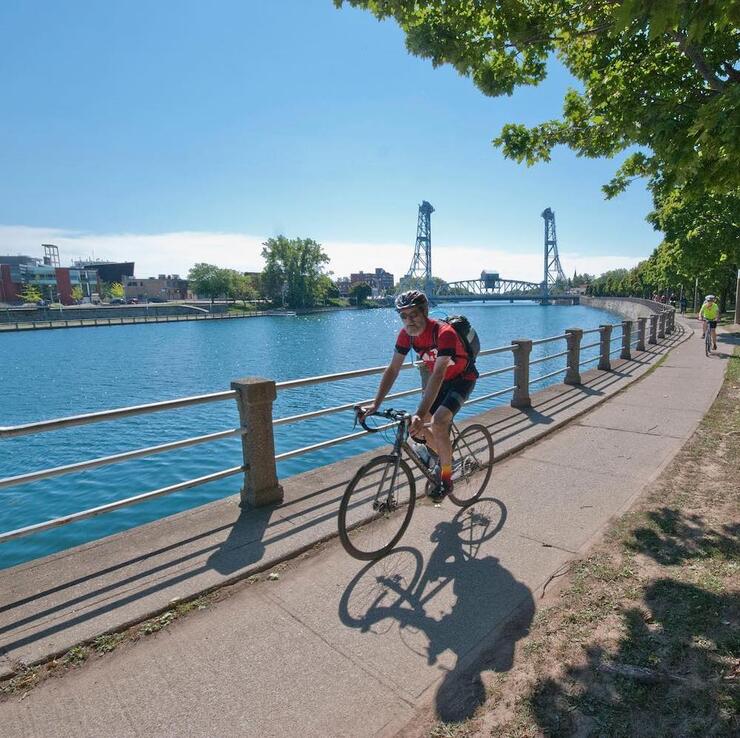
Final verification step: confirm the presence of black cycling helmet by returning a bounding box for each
[394,290,429,312]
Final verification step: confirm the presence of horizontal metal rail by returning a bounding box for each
[610,334,622,342]
[0,390,237,439]
[0,428,246,491]
[464,385,517,405]
[0,465,245,544]
[530,334,567,346]
[609,346,624,356]
[581,341,601,350]
[276,362,403,391]
[275,423,396,462]
[477,364,516,380]
[579,355,601,367]
[478,345,515,358]
[273,385,423,427]
[529,350,569,366]
[530,367,566,384]
[581,327,602,335]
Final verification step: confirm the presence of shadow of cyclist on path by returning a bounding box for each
[338,500,534,723]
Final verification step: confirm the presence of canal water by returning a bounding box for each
[0,302,620,568]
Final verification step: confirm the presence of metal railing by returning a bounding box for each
[0,307,676,547]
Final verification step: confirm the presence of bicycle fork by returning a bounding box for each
[373,454,402,514]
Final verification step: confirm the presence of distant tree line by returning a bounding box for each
[187,235,340,310]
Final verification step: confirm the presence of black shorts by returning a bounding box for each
[430,376,476,417]
[706,320,718,329]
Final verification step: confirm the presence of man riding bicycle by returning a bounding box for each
[359,290,478,501]
[699,294,719,350]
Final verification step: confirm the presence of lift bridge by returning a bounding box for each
[401,203,577,304]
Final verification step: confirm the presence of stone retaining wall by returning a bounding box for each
[581,296,667,320]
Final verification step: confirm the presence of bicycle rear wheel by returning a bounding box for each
[338,455,416,560]
[448,424,494,507]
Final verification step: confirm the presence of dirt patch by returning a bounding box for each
[418,345,739,738]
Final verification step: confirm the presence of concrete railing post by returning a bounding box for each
[510,339,532,409]
[636,317,647,351]
[648,314,658,344]
[598,324,612,370]
[668,309,675,332]
[564,328,583,385]
[620,320,632,360]
[231,377,284,507]
[658,312,666,339]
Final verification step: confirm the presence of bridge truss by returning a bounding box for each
[439,277,541,297]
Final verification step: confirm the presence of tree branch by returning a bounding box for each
[722,63,740,83]
[671,31,726,92]
[504,22,613,50]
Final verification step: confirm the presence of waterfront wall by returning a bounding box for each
[581,296,666,321]
[0,303,227,324]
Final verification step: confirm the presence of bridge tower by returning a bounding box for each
[541,207,567,304]
[403,200,435,297]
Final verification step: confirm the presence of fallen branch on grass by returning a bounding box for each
[598,660,687,684]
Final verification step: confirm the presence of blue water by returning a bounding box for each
[0,302,619,568]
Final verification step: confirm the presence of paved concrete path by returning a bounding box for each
[1,319,735,737]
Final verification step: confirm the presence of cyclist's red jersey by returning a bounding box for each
[395,318,477,381]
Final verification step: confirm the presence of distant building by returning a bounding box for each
[349,268,394,294]
[481,271,500,289]
[0,254,99,304]
[74,260,135,285]
[123,274,191,301]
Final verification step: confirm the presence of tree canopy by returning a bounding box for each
[187,263,232,305]
[20,284,42,304]
[336,1,739,199]
[349,281,373,306]
[226,271,259,307]
[261,236,332,308]
[109,282,125,299]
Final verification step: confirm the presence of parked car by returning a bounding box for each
[36,299,50,307]
[109,298,126,305]
[126,298,139,304]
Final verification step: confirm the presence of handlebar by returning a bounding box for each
[354,406,410,433]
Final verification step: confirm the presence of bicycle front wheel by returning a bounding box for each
[448,424,494,507]
[338,455,416,560]
[705,329,712,356]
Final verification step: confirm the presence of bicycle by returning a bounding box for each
[705,323,713,356]
[337,408,494,560]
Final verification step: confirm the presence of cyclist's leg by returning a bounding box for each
[710,321,718,349]
[427,379,475,499]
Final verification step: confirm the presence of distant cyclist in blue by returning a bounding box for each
[360,290,477,501]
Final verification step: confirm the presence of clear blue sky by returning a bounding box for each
[0,0,660,282]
